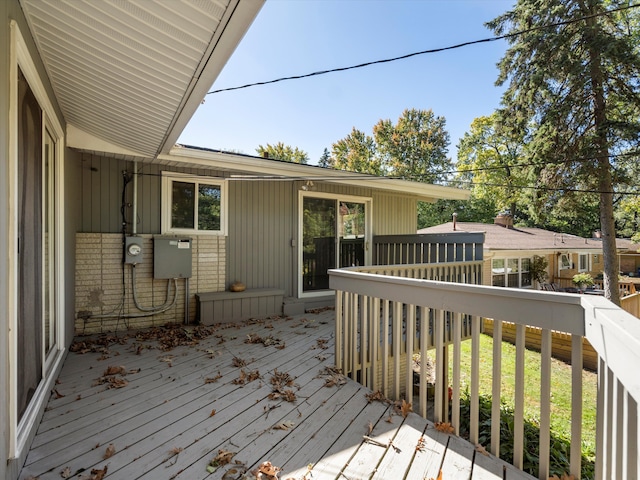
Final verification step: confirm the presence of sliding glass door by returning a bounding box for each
[300,194,370,295]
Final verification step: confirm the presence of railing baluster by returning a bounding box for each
[419,306,428,418]
[514,323,525,470]
[335,290,343,371]
[361,295,369,388]
[435,309,445,423]
[570,334,583,477]
[406,305,415,405]
[371,297,380,392]
[382,299,390,397]
[452,312,462,435]
[351,292,358,381]
[343,292,351,375]
[393,301,402,400]
[491,319,502,457]
[539,328,552,480]
[470,315,480,445]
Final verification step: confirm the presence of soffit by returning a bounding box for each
[20,0,262,158]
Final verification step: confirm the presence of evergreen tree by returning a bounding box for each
[487,0,640,304]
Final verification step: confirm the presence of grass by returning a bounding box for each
[442,333,597,476]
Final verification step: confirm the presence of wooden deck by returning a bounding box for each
[20,311,533,480]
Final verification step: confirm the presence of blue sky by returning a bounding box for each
[179,0,515,165]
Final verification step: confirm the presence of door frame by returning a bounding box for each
[297,191,372,298]
[9,20,66,459]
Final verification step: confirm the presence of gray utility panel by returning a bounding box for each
[154,237,192,279]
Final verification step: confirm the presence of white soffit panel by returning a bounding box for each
[20,0,259,157]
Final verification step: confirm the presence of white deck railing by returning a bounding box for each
[330,266,640,480]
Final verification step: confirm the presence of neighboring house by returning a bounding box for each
[419,214,640,290]
[0,2,470,478]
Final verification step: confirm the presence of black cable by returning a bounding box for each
[207,3,640,95]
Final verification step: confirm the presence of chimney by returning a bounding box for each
[452,212,457,231]
[494,213,513,229]
[593,230,602,239]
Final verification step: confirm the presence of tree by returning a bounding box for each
[318,148,331,168]
[256,142,309,164]
[487,0,640,304]
[331,128,381,175]
[374,108,452,182]
[456,114,528,221]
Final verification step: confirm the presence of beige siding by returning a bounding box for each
[372,192,417,235]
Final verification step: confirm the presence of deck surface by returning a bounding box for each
[20,310,532,480]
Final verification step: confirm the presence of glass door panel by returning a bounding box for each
[302,197,336,291]
[339,202,365,267]
[44,129,56,360]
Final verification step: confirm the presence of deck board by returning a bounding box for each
[19,311,535,480]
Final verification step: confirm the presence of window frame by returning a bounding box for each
[161,172,228,236]
[559,253,571,270]
[578,253,590,273]
[491,257,532,289]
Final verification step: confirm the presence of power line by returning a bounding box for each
[207,3,640,95]
[446,178,640,196]
[440,150,640,176]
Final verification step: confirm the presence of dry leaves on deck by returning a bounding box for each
[397,399,412,418]
[60,466,72,478]
[316,366,346,388]
[475,443,489,456]
[232,369,261,385]
[268,370,298,402]
[416,436,426,452]
[251,461,282,480]
[365,390,390,404]
[206,449,236,474]
[245,333,284,348]
[273,420,296,431]
[103,443,116,459]
[205,372,223,383]
[434,422,455,434]
[78,466,108,480]
[429,471,443,480]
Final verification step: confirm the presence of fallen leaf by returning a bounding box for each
[210,409,216,417]
[254,461,281,479]
[103,365,126,375]
[273,420,296,430]
[60,466,72,478]
[475,443,489,456]
[168,447,183,457]
[365,390,389,404]
[103,443,116,459]
[400,399,412,418]
[209,449,236,469]
[416,436,426,452]
[435,422,454,434]
[367,421,374,435]
[385,415,394,424]
[53,389,65,399]
[205,373,222,383]
[90,465,108,480]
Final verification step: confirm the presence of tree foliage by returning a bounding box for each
[329,109,452,180]
[256,142,309,164]
[487,0,640,303]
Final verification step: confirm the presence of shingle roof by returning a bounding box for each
[418,222,639,253]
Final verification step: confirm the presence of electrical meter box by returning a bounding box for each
[153,237,192,279]
[124,236,144,264]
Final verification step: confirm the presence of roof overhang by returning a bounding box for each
[157,146,471,202]
[20,0,263,158]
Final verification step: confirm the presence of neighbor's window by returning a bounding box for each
[492,257,532,288]
[161,173,227,235]
[578,253,590,272]
[559,253,571,270]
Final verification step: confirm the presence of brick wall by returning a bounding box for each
[75,233,226,335]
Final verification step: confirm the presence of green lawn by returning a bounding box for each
[446,333,597,455]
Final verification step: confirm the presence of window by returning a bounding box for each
[161,173,227,235]
[492,257,532,288]
[559,253,571,270]
[578,253,590,272]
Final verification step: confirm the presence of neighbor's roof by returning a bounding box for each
[154,145,471,202]
[21,0,263,158]
[419,222,639,253]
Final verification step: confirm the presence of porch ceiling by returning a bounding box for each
[19,0,263,158]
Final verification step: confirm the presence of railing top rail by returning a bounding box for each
[373,232,485,244]
[581,294,640,402]
[329,268,585,335]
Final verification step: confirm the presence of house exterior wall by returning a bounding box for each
[75,152,422,328]
[75,233,226,334]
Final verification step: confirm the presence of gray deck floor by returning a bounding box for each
[20,310,533,480]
